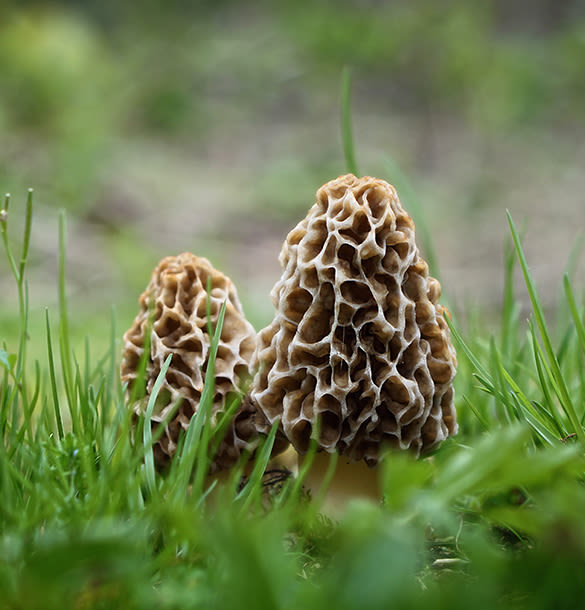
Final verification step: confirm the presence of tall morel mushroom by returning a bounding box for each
[121,252,262,474]
[250,174,457,504]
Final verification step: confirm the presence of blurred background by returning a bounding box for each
[1,0,585,353]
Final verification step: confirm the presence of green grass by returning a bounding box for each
[3,180,585,610]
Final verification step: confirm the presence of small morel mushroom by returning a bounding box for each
[250,174,457,506]
[121,252,263,475]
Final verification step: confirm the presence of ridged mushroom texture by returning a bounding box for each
[121,252,261,475]
[250,174,457,505]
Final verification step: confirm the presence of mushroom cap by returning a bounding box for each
[121,252,263,473]
[250,174,457,466]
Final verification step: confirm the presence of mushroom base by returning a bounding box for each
[202,450,297,505]
[300,451,382,513]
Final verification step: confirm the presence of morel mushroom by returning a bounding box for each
[121,252,261,474]
[250,174,457,506]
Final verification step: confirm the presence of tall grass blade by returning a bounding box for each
[190,300,227,499]
[236,422,278,514]
[507,211,585,443]
[208,393,245,461]
[45,308,64,440]
[28,360,41,418]
[58,209,74,408]
[384,157,440,280]
[310,451,338,510]
[564,273,585,354]
[446,316,501,402]
[1,193,19,282]
[529,321,566,436]
[489,337,516,425]
[284,417,322,505]
[15,280,30,400]
[462,395,490,431]
[555,236,584,336]
[340,66,359,176]
[498,368,558,445]
[501,235,519,360]
[103,306,118,426]
[143,354,173,497]
[18,189,33,280]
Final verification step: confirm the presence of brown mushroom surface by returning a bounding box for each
[121,252,260,474]
[251,174,457,480]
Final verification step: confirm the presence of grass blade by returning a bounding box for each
[340,66,359,176]
[143,354,173,496]
[384,156,440,280]
[564,273,585,354]
[58,209,74,407]
[507,211,585,444]
[45,308,64,440]
[501,235,519,361]
[0,193,19,283]
[18,189,33,280]
[190,300,227,499]
[236,422,278,514]
[529,321,567,437]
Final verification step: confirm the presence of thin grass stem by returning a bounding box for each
[45,308,64,439]
[340,66,359,176]
[58,209,74,407]
[564,274,585,354]
[18,189,33,280]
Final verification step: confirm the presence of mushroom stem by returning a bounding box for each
[300,451,381,513]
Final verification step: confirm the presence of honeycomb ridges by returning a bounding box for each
[121,253,259,473]
[251,174,457,465]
